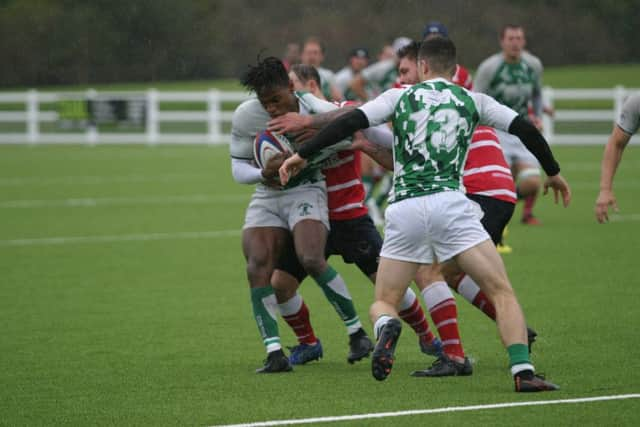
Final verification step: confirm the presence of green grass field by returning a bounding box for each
[1,143,639,426]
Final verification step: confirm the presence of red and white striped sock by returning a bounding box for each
[278,293,318,345]
[398,288,436,343]
[422,281,465,361]
[523,194,537,218]
[456,274,497,321]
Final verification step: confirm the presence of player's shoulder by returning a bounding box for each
[231,98,269,132]
[521,51,543,72]
[623,92,640,109]
[232,98,263,118]
[477,53,503,70]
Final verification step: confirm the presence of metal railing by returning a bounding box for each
[0,87,637,145]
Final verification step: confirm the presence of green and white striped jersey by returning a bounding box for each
[359,78,517,203]
[474,51,543,117]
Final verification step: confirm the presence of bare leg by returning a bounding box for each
[451,240,526,346]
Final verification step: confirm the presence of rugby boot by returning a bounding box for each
[371,318,402,381]
[347,328,374,364]
[255,349,292,373]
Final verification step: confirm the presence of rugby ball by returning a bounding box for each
[253,130,293,169]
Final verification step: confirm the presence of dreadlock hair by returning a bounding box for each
[290,63,321,87]
[240,56,290,95]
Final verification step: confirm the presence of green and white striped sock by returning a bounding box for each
[250,286,281,353]
[313,265,362,334]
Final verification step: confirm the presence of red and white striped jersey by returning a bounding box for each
[319,100,368,220]
[322,149,368,220]
[463,126,517,204]
[452,64,473,90]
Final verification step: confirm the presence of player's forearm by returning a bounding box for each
[358,142,393,171]
[297,110,370,159]
[231,158,263,184]
[599,129,630,190]
[508,116,560,176]
[362,125,393,149]
[531,90,543,118]
[308,105,357,129]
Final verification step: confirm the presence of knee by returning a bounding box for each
[271,270,299,303]
[516,171,541,196]
[246,252,273,286]
[298,254,326,278]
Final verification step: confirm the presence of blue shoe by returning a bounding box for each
[288,340,323,365]
[419,336,444,358]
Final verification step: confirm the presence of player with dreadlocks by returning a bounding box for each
[229,56,373,373]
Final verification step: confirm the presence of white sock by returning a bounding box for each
[511,363,535,376]
[457,274,481,304]
[421,281,454,311]
[398,287,417,312]
[374,315,393,340]
[278,293,303,317]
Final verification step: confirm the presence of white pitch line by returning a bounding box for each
[0,229,241,247]
[0,173,208,187]
[211,394,640,427]
[609,213,640,222]
[0,194,249,208]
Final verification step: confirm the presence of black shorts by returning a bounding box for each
[466,194,515,245]
[275,214,382,283]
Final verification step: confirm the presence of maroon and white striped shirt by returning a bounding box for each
[463,126,517,204]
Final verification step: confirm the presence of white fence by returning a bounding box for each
[0,87,637,145]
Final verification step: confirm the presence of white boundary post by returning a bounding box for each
[542,86,554,143]
[207,89,221,145]
[146,89,159,145]
[613,85,625,121]
[26,89,39,144]
[86,89,98,145]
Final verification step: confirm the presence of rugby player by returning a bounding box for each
[231,56,365,373]
[270,64,444,365]
[300,36,343,102]
[422,21,473,90]
[595,92,640,223]
[279,37,571,392]
[475,24,547,225]
[334,47,371,101]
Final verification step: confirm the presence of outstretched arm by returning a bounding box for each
[267,105,358,135]
[595,125,631,223]
[508,116,571,207]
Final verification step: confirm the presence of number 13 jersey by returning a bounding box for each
[359,78,518,204]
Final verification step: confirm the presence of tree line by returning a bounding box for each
[0,0,638,87]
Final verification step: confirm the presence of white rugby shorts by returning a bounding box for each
[243,182,329,231]
[495,128,540,168]
[380,191,489,264]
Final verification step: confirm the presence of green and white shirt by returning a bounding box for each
[359,78,518,203]
[474,51,543,117]
[317,67,337,101]
[361,58,398,97]
[229,93,350,190]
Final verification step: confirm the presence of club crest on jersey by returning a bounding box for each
[297,202,313,216]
